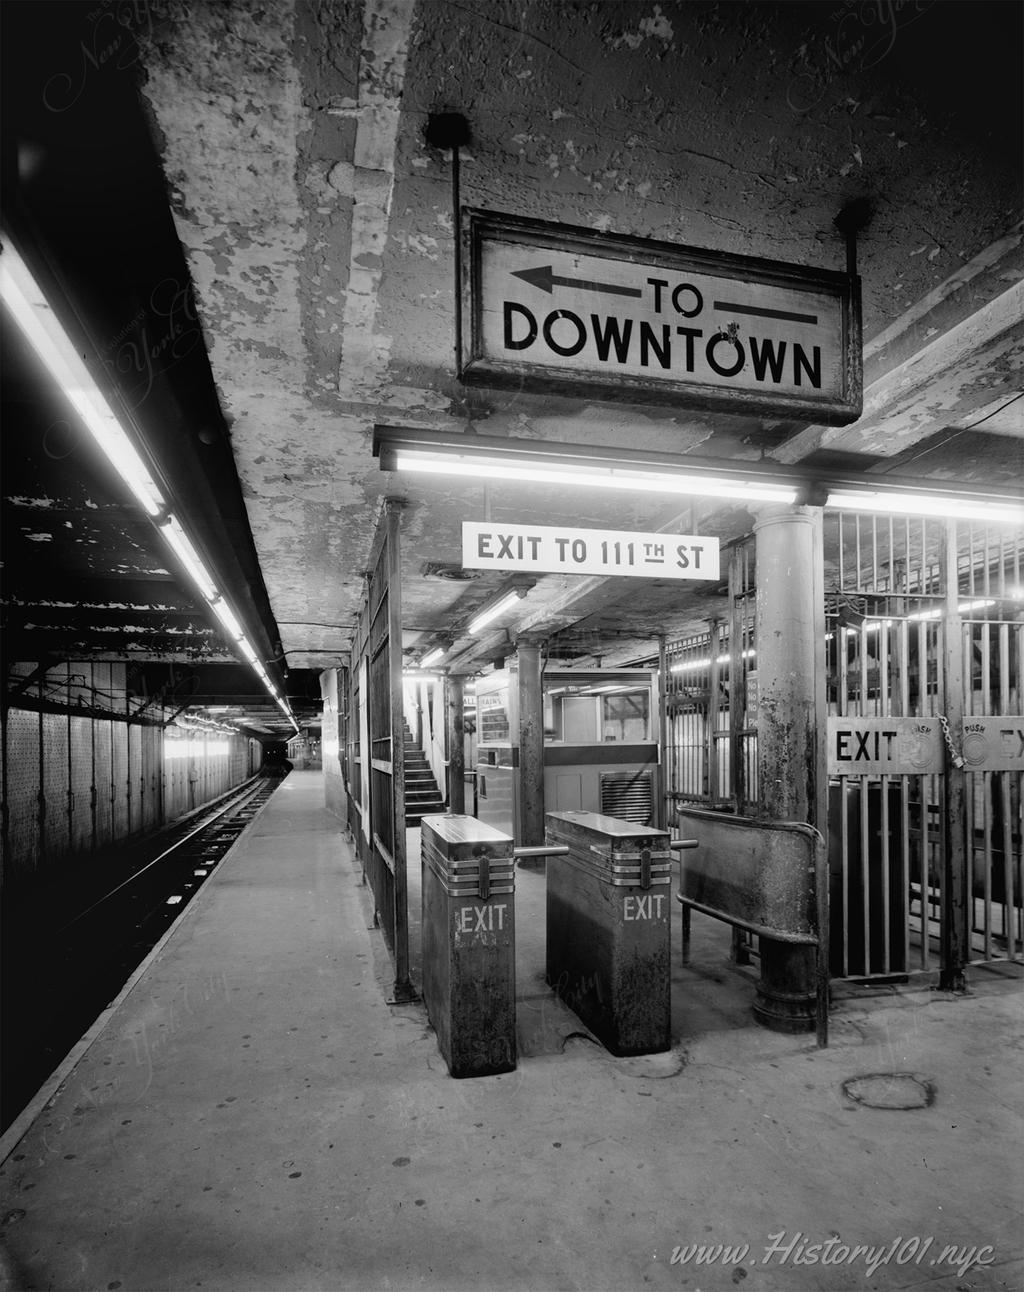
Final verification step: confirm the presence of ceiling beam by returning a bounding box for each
[773,228,1024,466]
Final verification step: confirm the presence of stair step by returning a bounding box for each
[406,809,444,825]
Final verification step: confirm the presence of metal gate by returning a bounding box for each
[348,500,413,1001]
[663,539,758,822]
[661,518,1022,988]
[825,515,1023,984]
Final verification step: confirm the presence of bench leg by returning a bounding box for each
[680,902,691,965]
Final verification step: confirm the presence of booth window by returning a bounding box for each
[601,691,649,743]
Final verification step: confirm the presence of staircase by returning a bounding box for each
[403,722,445,825]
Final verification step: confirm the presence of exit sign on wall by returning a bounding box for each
[460,209,862,425]
[462,522,720,581]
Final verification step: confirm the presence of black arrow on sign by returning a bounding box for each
[511,264,643,298]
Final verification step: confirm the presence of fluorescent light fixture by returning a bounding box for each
[829,599,1003,641]
[420,646,445,667]
[376,425,804,505]
[0,238,166,517]
[160,515,218,599]
[375,426,1024,522]
[468,589,525,635]
[826,490,1024,524]
[839,599,1000,635]
[211,597,244,640]
[392,452,798,504]
[670,649,755,674]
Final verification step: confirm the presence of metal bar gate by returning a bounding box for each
[663,518,1023,987]
[824,515,1022,983]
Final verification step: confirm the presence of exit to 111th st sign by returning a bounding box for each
[462,522,720,581]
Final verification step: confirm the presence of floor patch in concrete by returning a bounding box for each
[616,1049,687,1080]
[841,1072,935,1109]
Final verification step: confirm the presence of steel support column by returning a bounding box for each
[752,504,826,1033]
[446,674,466,816]
[516,639,544,855]
[941,522,968,990]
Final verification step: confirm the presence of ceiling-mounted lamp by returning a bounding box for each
[374,424,1024,523]
[1,237,167,517]
[375,425,800,505]
[824,489,1024,525]
[420,645,446,668]
[468,587,528,635]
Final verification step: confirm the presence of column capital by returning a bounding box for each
[753,503,822,533]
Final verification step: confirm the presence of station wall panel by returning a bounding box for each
[41,711,70,863]
[111,723,129,840]
[2,708,42,884]
[93,718,113,849]
[128,723,143,836]
[2,660,257,895]
[68,715,95,855]
[142,726,163,833]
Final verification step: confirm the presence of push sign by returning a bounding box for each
[463,522,720,581]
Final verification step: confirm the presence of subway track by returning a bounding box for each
[1,772,284,1135]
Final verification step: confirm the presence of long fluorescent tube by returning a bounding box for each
[420,646,445,667]
[670,649,755,674]
[394,453,798,504]
[826,490,1024,524]
[211,597,245,640]
[1,239,166,517]
[376,426,1024,522]
[468,589,524,635]
[160,515,218,599]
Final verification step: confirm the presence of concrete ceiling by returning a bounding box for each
[3,0,1022,715]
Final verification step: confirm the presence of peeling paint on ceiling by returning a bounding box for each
[133,0,1021,670]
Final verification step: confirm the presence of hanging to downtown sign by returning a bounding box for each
[459,210,862,425]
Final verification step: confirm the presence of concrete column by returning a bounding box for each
[446,674,466,815]
[752,504,825,1033]
[516,639,544,855]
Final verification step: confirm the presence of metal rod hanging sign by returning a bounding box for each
[460,209,862,424]
[462,521,720,581]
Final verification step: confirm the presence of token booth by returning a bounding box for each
[474,667,661,839]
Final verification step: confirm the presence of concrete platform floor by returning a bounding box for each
[0,772,1021,1292]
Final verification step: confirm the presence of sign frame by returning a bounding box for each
[459,207,862,426]
[826,716,944,776]
[462,521,721,581]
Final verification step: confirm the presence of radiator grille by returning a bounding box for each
[599,771,654,825]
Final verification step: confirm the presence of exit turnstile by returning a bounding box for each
[420,814,517,1078]
[544,809,681,1056]
[420,814,569,1078]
